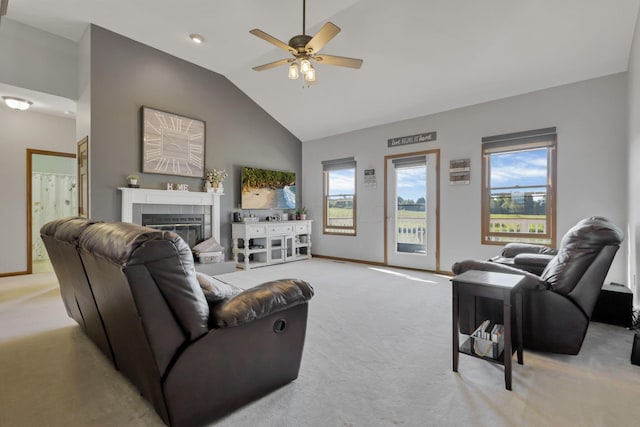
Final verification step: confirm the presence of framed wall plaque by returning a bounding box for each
[142,106,205,178]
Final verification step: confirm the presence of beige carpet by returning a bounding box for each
[1,259,639,426]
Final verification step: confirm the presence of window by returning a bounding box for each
[481,127,557,246]
[322,157,357,235]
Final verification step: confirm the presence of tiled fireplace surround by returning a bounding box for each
[119,187,223,244]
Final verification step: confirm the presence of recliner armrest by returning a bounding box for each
[501,243,557,258]
[513,253,554,268]
[491,252,555,275]
[213,279,314,328]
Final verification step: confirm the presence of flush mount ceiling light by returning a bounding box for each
[189,33,204,44]
[250,0,363,85]
[2,96,33,111]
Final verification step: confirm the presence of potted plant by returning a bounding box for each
[127,174,139,186]
[296,206,308,220]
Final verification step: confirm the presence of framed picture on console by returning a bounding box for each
[141,106,206,178]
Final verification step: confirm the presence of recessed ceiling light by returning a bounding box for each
[189,34,204,44]
[2,96,33,111]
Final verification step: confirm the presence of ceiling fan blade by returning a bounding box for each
[250,29,295,54]
[305,22,340,54]
[313,54,363,69]
[252,58,293,72]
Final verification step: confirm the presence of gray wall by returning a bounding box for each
[0,108,75,274]
[0,18,77,99]
[87,26,302,254]
[303,73,629,285]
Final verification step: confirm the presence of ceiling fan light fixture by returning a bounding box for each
[2,96,32,111]
[250,0,362,82]
[300,58,311,74]
[305,66,316,83]
[288,63,299,80]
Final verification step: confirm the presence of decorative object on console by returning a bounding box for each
[141,106,205,178]
[296,206,308,220]
[249,0,363,85]
[241,166,296,209]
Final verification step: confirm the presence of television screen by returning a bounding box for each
[241,167,296,210]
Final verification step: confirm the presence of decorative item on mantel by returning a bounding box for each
[126,174,139,188]
[204,168,228,192]
[166,183,189,191]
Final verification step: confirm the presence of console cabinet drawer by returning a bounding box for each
[269,224,293,234]
[295,224,309,233]
[246,225,267,237]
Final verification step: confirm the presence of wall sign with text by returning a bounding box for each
[387,131,436,148]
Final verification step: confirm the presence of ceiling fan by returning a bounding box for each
[0,0,9,24]
[250,0,363,83]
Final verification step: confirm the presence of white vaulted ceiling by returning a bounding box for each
[4,0,640,141]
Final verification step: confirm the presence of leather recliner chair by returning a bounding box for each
[452,216,623,355]
[42,219,314,426]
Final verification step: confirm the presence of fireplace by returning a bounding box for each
[142,214,204,248]
[119,187,223,245]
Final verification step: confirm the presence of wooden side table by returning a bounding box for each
[452,270,525,390]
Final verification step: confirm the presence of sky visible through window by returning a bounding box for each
[397,166,426,202]
[328,169,355,195]
[490,148,547,188]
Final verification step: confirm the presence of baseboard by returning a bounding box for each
[312,253,452,276]
[0,269,30,277]
[312,254,385,267]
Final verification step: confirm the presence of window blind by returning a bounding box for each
[322,157,356,171]
[482,127,556,153]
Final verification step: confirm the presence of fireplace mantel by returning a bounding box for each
[119,187,223,242]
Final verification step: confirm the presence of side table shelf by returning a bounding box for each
[451,270,525,391]
[458,338,506,366]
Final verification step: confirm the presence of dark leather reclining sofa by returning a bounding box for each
[41,217,314,426]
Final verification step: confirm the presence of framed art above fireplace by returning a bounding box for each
[141,106,205,178]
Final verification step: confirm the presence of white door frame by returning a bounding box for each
[384,149,440,271]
